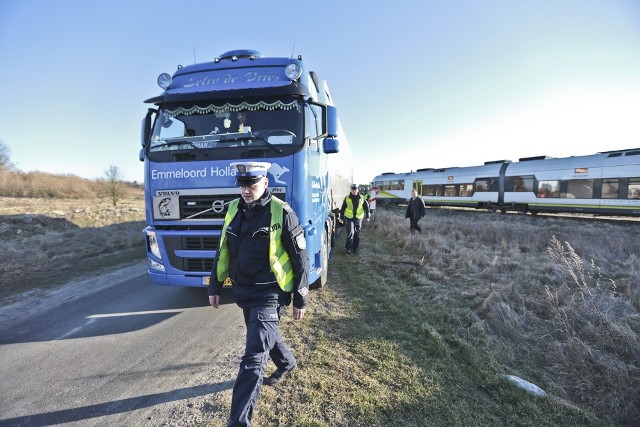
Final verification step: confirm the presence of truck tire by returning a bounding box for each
[311,230,328,289]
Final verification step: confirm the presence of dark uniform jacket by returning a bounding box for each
[406,196,425,220]
[208,190,309,309]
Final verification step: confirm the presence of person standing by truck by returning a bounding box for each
[405,189,426,233]
[208,161,309,427]
[340,184,370,254]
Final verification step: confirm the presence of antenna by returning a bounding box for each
[290,42,296,59]
[193,48,196,64]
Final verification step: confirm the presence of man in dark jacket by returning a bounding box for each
[339,184,370,254]
[405,189,426,233]
[208,161,309,427]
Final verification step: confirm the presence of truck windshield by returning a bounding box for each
[150,97,303,154]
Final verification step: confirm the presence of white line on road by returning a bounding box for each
[87,309,186,318]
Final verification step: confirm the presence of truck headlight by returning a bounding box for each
[149,258,165,272]
[146,230,162,259]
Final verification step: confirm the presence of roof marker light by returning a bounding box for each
[157,73,172,90]
[285,63,302,81]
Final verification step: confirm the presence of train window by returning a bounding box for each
[506,176,534,192]
[625,151,640,156]
[628,178,640,199]
[424,185,441,196]
[537,180,560,198]
[564,179,593,199]
[459,184,473,197]
[444,185,456,197]
[385,180,404,191]
[474,178,491,192]
[602,179,620,199]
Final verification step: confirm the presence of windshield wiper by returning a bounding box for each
[218,132,283,154]
[152,139,209,158]
[251,131,284,154]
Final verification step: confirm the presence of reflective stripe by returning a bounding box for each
[216,197,293,291]
[216,199,239,283]
[269,198,294,291]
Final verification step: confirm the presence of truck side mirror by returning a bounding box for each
[139,148,145,162]
[326,105,338,138]
[323,138,339,154]
[141,108,155,147]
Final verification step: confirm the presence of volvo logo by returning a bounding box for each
[211,199,226,214]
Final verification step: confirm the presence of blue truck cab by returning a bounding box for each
[140,49,352,289]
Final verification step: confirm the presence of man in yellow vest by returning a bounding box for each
[339,184,371,254]
[208,161,309,427]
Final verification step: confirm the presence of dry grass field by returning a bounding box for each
[249,207,640,426]
[0,196,146,301]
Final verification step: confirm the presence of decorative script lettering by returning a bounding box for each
[180,69,282,89]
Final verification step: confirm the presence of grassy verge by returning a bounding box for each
[247,208,638,426]
[0,197,146,301]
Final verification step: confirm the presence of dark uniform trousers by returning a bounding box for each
[228,285,296,427]
[409,216,422,233]
[344,217,363,252]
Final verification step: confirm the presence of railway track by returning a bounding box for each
[375,202,640,226]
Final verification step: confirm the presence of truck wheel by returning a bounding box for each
[311,230,328,289]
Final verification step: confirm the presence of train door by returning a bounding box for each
[413,180,422,195]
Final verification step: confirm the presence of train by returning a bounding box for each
[371,148,640,216]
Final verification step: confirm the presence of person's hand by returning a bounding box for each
[293,306,306,320]
[209,295,220,309]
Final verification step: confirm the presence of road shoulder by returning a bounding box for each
[0,260,147,328]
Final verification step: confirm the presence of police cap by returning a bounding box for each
[231,161,271,186]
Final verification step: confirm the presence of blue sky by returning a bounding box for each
[1,0,639,185]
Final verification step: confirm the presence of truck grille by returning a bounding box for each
[164,235,219,273]
[184,236,217,250]
[186,258,214,272]
[180,194,237,219]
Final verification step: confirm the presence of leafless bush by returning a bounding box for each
[0,140,14,171]
[100,165,125,207]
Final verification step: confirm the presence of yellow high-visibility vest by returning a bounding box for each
[216,197,294,291]
[345,196,365,219]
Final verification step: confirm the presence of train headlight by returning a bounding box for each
[146,230,162,259]
[157,73,172,90]
[285,63,302,81]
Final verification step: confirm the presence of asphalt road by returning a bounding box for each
[0,264,245,426]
